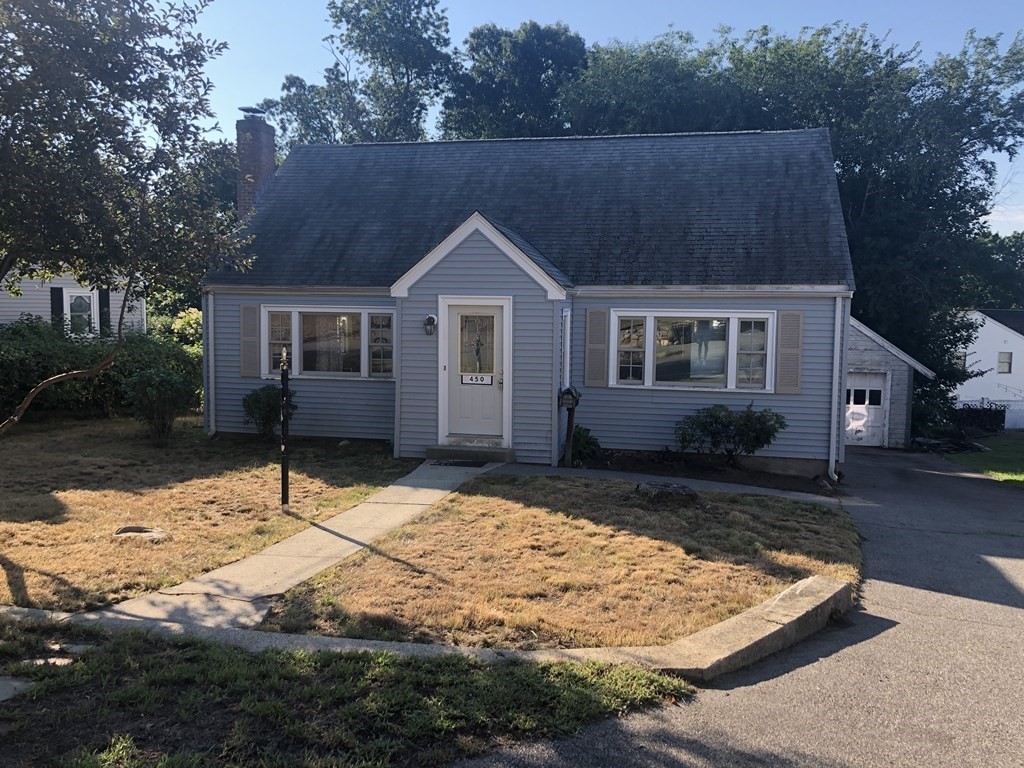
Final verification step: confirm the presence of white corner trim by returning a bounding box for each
[829,297,844,482]
[850,318,935,379]
[390,212,567,300]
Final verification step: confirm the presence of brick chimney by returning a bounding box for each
[236,108,276,218]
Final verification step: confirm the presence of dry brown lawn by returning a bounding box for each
[0,417,416,611]
[263,475,861,650]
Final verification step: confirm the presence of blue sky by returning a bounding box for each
[195,0,1024,233]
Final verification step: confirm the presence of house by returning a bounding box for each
[956,309,1024,429]
[0,275,146,334]
[845,318,935,447]
[203,116,855,477]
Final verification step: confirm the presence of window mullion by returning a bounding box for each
[644,315,654,386]
[727,317,739,389]
[291,310,300,375]
[361,311,370,378]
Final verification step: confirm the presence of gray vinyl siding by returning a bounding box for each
[570,295,842,460]
[207,291,396,440]
[397,230,559,464]
[847,321,913,448]
[0,275,145,330]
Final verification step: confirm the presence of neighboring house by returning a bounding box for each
[956,309,1024,429]
[845,318,935,448]
[0,275,146,334]
[204,117,855,477]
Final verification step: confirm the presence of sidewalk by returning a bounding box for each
[91,460,496,629]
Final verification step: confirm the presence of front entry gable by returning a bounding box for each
[390,212,569,301]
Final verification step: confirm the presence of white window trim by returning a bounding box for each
[260,304,396,380]
[997,351,1013,374]
[607,309,777,393]
[65,289,100,335]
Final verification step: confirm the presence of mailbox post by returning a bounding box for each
[559,387,581,467]
[280,347,290,511]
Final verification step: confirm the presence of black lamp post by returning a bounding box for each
[280,347,290,510]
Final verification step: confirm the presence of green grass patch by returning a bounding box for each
[0,619,689,767]
[947,431,1024,488]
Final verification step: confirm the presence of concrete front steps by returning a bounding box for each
[426,445,516,463]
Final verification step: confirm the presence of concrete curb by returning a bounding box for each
[1,576,853,682]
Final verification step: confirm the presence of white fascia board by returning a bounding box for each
[850,317,935,379]
[573,285,854,298]
[203,285,392,297]
[390,211,567,300]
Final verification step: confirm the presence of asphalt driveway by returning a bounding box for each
[457,448,1024,767]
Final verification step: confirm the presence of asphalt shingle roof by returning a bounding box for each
[208,129,854,289]
[979,309,1024,337]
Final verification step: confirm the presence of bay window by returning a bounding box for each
[262,306,394,379]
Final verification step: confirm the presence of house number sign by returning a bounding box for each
[461,374,493,385]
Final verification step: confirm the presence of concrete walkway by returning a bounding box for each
[92,460,496,629]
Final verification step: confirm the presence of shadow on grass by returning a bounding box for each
[0,624,686,768]
[454,474,861,586]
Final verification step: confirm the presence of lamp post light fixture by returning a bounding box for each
[423,314,437,336]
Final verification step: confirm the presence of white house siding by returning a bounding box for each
[846,322,914,448]
[570,294,843,461]
[0,275,146,331]
[206,290,396,439]
[957,313,1024,403]
[396,230,559,464]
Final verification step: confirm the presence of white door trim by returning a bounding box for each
[437,295,513,447]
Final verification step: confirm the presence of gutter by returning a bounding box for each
[828,296,843,482]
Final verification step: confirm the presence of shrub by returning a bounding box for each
[124,367,195,445]
[0,317,202,418]
[675,403,787,467]
[949,403,1007,435]
[243,385,297,440]
[570,425,602,467]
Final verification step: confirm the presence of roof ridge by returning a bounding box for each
[292,128,827,150]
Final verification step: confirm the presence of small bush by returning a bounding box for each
[124,367,195,445]
[243,385,297,440]
[949,403,1007,435]
[676,403,787,467]
[570,425,602,467]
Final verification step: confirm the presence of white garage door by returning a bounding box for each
[846,372,888,446]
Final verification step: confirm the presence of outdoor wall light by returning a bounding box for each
[424,314,437,336]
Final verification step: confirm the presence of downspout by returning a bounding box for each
[828,295,842,481]
[206,290,216,436]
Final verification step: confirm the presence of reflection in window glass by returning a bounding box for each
[269,311,292,371]
[998,351,1013,374]
[460,315,494,374]
[654,318,728,387]
[737,319,767,388]
[369,314,393,376]
[302,312,360,373]
[69,294,93,334]
[617,317,645,383]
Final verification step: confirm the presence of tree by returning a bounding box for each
[442,22,588,139]
[562,25,1024,409]
[0,0,240,433]
[261,0,454,148]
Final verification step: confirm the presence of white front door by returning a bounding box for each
[446,304,505,442]
[845,371,888,446]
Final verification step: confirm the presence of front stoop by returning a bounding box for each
[426,445,516,463]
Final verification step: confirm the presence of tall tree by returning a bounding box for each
[442,22,587,139]
[0,0,240,432]
[262,0,454,148]
[563,25,1024,401]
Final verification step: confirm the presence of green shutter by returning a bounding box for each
[584,308,609,388]
[240,305,260,378]
[775,311,804,394]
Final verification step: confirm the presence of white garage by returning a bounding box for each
[846,319,935,448]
